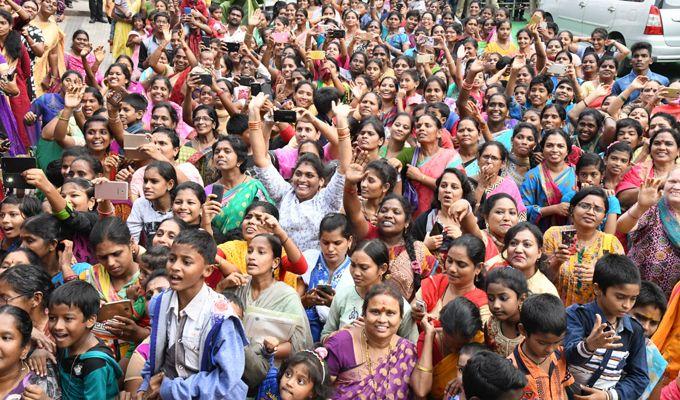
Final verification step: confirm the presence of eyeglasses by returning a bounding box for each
[194,116,213,122]
[575,202,606,214]
[0,294,25,304]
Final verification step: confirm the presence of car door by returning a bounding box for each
[581,0,617,34]
[660,0,680,46]
[540,0,584,34]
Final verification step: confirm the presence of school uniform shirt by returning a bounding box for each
[564,301,649,400]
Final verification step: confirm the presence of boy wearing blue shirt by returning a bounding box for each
[565,254,649,400]
[139,229,248,399]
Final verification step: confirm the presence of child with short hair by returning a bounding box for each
[509,293,575,400]
[484,267,529,357]
[445,342,486,400]
[139,229,248,398]
[119,93,148,133]
[462,350,527,400]
[564,254,649,400]
[630,280,668,399]
[49,280,122,399]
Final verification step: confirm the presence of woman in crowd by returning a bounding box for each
[544,186,624,306]
[618,168,680,298]
[204,135,272,237]
[520,129,577,232]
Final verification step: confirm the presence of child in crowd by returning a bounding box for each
[118,93,148,134]
[49,280,122,399]
[484,267,529,357]
[630,280,668,399]
[565,254,649,400]
[462,350,527,400]
[139,229,248,398]
[510,293,575,399]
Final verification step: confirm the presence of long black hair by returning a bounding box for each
[0,10,22,61]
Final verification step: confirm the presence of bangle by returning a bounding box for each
[338,134,350,141]
[58,111,69,122]
[415,364,433,373]
[344,185,358,195]
[281,235,290,246]
[619,93,628,101]
[461,80,474,91]
[629,209,642,219]
[64,275,78,283]
[249,121,262,129]
[215,88,224,97]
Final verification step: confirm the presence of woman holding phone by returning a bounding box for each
[543,187,624,306]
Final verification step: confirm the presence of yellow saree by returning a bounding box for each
[652,281,680,380]
[30,17,64,97]
[111,0,142,58]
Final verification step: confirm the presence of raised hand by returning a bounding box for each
[585,314,623,352]
[511,54,526,71]
[93,45,106,63]
[629,75,649,91]
[332,101,352,120]
[22,168,52,192]
[448,199,472,223]
[64,83,86,109]
[637,176,662,209]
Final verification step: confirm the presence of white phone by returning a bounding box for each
[547,63,568,76]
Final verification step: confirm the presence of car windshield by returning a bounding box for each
[662,0,680,7]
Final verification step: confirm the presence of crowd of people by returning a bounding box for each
[0,0,677,398]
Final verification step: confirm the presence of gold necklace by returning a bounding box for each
[362,329,394,391]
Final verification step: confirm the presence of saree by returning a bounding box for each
[543,226,624,306]
[520,164,576,232]
[386,241,436,301]
[111,0,142,58]
[416,273,490,324]
[412,148,463,217]
[653,281,680,380]
[627,200,680,297]
[1,48,31,150]
[216,240,299,289]
[207,179,273,236]
[231,280,312,355]
[327,330,417,400]
[30,18,64,98]
[0,54,22,155]
[186,140,218,184]
[79,264,142,358]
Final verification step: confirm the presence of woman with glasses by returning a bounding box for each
[543,186,624,306]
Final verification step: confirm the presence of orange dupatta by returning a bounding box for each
[652,281,680,379]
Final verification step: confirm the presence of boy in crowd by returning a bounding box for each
[139,229,248,399]
[630,280,668,399]
[463,350,527,400]
[565,254,649,400]
[49,280,122,399]
[510,293,575,400]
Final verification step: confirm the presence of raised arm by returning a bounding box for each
[456,58,484,119]
[248,93,272,168]
[617,176,662,234]
[343,152,370,240]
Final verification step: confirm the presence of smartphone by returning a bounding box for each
[272,31,290,43]
[1,157,36,189]
[198,74,212,86]
[327,29,346,39]
[109,88,124,105]
[97,300,133,322]
[201,36,211,49]
[123,133,151,160]
[273,109,297,123]
[424,36,435,47]
[529,14,541,25]
[561,228,577,247]
[239,76,254,86]
[416,53,434,64]
[309,50,326,60]
[250,82,262,96]
[224,41,240,52]
[316,284,335,295]
[414,299,426,313]
[547,63,568,76]
[211,183,225,201]
[95,181,129,201]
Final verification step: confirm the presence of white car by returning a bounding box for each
[539,0,680,62]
